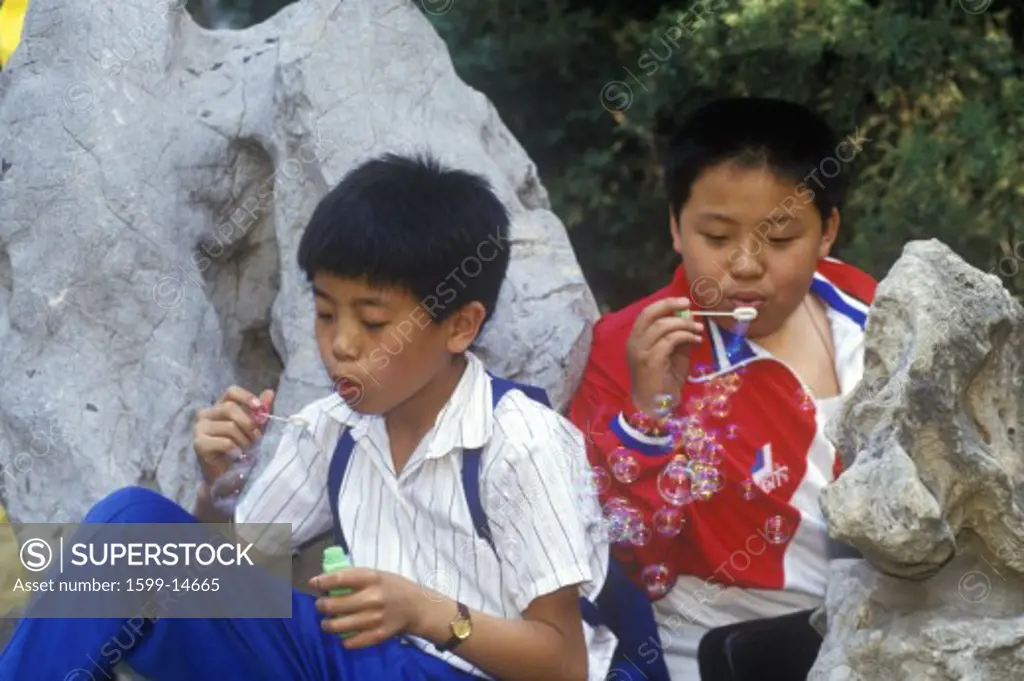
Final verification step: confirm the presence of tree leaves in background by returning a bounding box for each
[431,0,1024,310]
[190,0,1024,310]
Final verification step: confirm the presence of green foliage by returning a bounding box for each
[430,0,1024,309]
[194,0,1024,309]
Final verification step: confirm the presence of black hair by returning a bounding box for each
[297,152,511,325]
[656,97,848,224]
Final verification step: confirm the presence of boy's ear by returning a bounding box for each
[445,301,487,353]
[818,207,840,258]
[670,209,683,255]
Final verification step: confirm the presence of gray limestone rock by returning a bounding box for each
[821,238,1024,579]
[810,239,1024,679]
[0,0,599,530]
[809,549,1024,681]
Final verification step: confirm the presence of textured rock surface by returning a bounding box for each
[0,0,599,527]
[822,238,1024,579]
[809,549,1024,681]
[809,239,1024,679]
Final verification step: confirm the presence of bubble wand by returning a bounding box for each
[678,306,758,323]
[251,407,310,430]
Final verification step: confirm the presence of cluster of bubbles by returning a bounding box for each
[591,361,801,598]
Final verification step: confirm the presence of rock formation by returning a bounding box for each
[810,239,1024,680]
[0,0,598,526]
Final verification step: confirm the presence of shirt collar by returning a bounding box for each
[669,261,870,376]
[323,351,494,460]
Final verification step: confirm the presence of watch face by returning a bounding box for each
[452,618,472,639]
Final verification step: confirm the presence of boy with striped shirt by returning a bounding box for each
[0,154,614,681]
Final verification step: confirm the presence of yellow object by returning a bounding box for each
[0,501,27,616]
[0,0,29,69]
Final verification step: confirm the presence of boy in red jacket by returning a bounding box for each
[568,97,876,680]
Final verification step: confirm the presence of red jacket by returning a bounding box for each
[568,258,877,600]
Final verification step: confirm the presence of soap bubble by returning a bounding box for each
[653,506,687,536]
[653,393,679,419]
[725,424,741,440]
[796,389,815,412]
[691,463,723,500]
[684,434,706,459]
[709,393,731,419]
[604,507,632,543]
[663,416,688,433]
[590,466,612,495]
[657,456,693,506]
[705,379,725,399]
[629,411,661,434]
[640,563,675,598]
[706,442,725,465]
[664,416,689,447]
[602,496,629,518]
[723,373,742,393]
[764,515,791,544]
[738,479,758,501]
[609,448,641,484]
[604,499,644,544]
[630,522,652,546]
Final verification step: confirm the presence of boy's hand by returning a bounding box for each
[626,297,704,415]
[193,386,275,485]
[311,568,427,648]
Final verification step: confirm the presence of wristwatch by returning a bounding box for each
[437,601,472,652]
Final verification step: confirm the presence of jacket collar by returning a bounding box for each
[668,261,870,383]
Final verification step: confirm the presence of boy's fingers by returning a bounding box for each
[339,629,385,650]
[194,434,239,456]
[211,401,261,440]
[314,589,380,617]
[635,298,690,334]
[310,567,377,592]
[320,611,381,635]
[217,385,263,410]
[201,419,257,450]
[193,435,239,478]
[259,389,275,410]
[319,614,385,647]
[641,316,704,349]
[649,330,702,364]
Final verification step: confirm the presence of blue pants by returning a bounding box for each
[0,486,477,681]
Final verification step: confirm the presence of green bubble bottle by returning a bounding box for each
[322,545,354,639]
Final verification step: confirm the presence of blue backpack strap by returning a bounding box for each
[488,374,552,408]
[461,376,602,632]
[460,447,494,554]
[327,428,356,555]
[466,374,670,681]
[461,374,549,552]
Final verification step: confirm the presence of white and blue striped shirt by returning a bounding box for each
[235,351,615,679]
